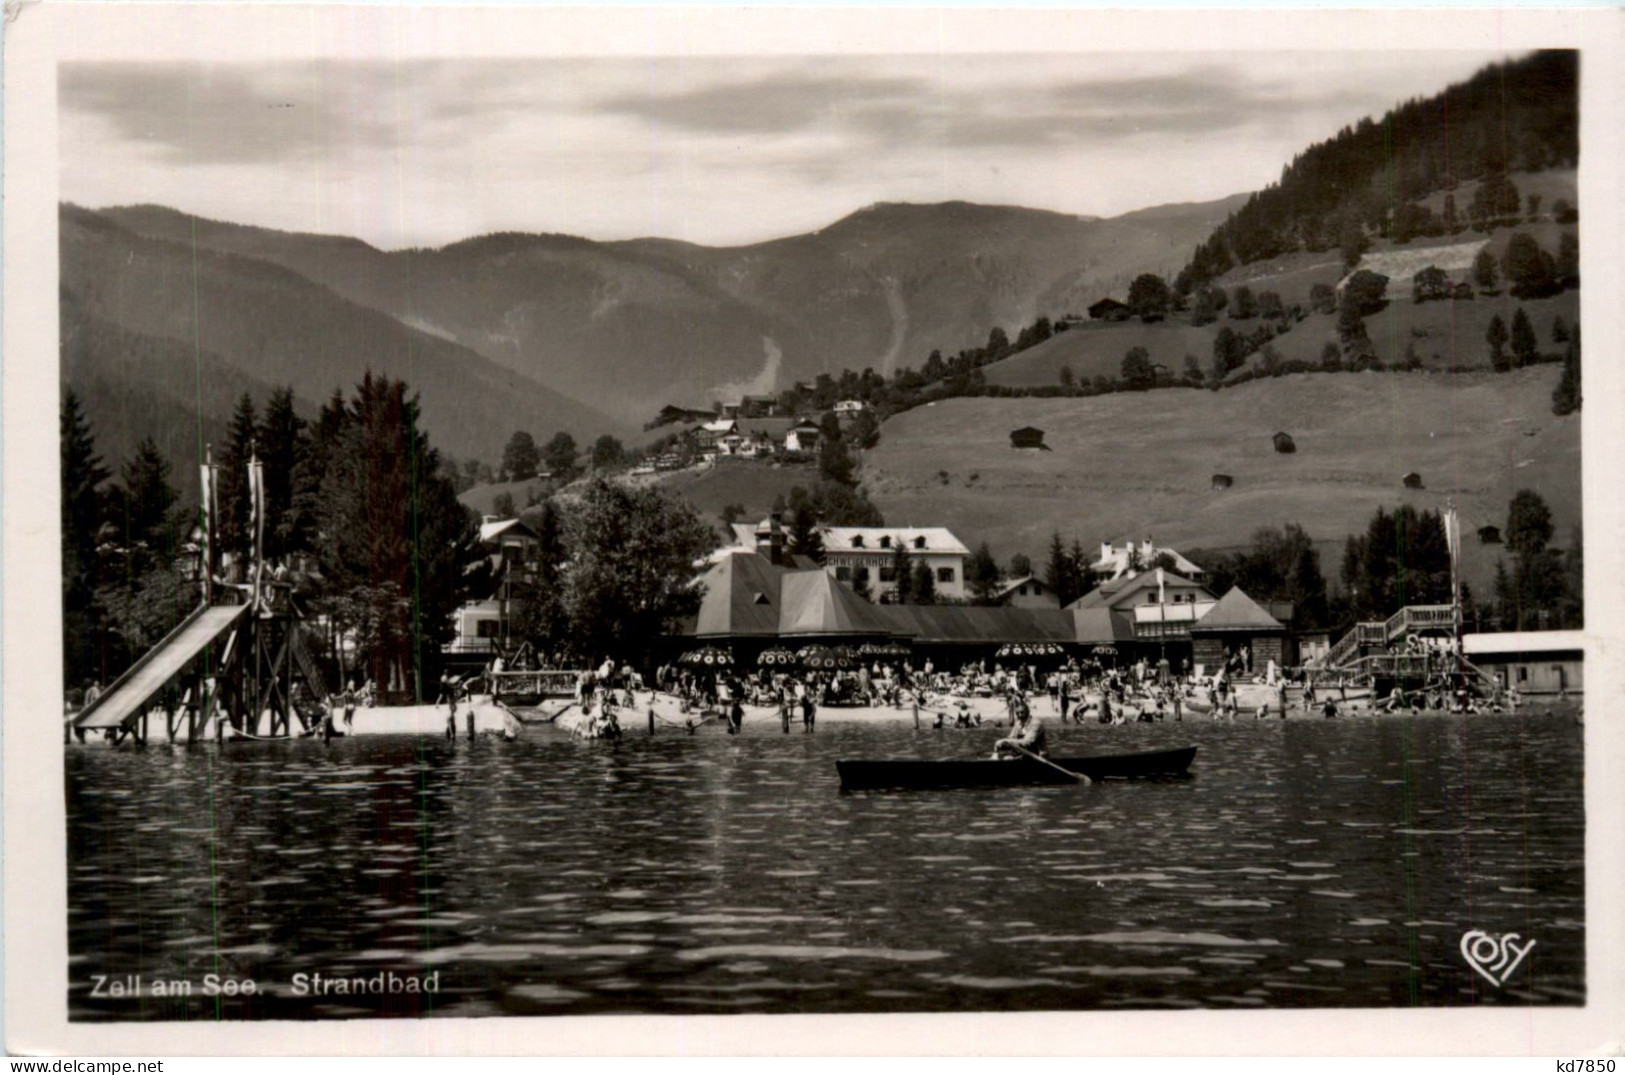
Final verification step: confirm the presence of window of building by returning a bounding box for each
[880,536,891,549]
[851,536,864,548]
[914,537,927,550]
[1517,666,1529,683]
[835,565,852,581]
[937,567,955,583]
[855,567,870,583]
[475,619,499,638]
[879,566,897,583]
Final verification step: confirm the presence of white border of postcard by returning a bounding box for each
[7,3,1625,1057]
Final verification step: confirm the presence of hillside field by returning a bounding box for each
[984,287,1577,389]
[862,367,1579,595]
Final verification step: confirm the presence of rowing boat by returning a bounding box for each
[835,745,1197,791]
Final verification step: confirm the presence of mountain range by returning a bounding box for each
[70,191,1247,454]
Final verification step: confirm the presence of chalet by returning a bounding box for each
[996,575,1061,610]
[1211,473,1234,490]
[785,420,822,454]
[1272,431,1297,454]
[1069,567,1218,658]
[1403,472,1424,489]
[1088,297,1131,322]
[448,516,542,656]
[833,399,867,416]
[1010,426,1049,451]
[1478,525,1503,545]
[696,418,738,453]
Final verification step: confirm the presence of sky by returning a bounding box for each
[59,51,1516,250]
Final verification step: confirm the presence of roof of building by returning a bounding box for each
[479,517,538,544]
[789,418,822,432]
[822,527,970,556]
[1191,587,1285,632]
[690,553,789,637]
[1091,543,1205,581]
[1462,630,1585,656]
[876,605,1076,645]
[689,552,893,638]
[1071,607,1138,644]
[1068,567,1210,611]
[994,575,1049,598]
[779,571,896,637]
[700,419,738,434]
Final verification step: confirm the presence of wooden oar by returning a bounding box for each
[1009,743,1092,784]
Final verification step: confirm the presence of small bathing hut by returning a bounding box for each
[1272,431,1296,454]
[1211,473,1234,490]
[1403,472,1424,490]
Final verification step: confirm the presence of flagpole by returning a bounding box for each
[1446,498,1463,700]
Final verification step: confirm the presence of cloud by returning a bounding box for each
[594,70,927,135]
[60,62,406,166]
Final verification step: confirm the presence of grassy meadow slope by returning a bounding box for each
[862,367,1578,594]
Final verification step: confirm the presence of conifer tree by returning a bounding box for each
[119,436,178,558]
[61,390,109,685]
[217,392,259,562]
[260,387,308,559]
[1510,307,1538,367]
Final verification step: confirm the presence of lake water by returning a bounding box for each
[66,711,1584,1019]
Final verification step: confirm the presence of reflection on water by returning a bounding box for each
[66,713,1584,1019]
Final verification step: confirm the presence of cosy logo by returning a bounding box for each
[1460,930,1536,987]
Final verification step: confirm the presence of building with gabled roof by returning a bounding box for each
[996,575,1060,609]
[1189,586,1287,675]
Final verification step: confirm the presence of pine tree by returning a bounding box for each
[61,390,110,686]
[315,374,479,696]
[888,541,912,605]
[217,392,259,562]
[1510,307,1538,367]
[119,436,178,557]
[912,562,937,605]
[1486,314,1510,372]
[966,542,1002,605]
[260,387,307,559]
[787,503,825,564]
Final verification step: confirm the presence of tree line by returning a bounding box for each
[64,376,481,696]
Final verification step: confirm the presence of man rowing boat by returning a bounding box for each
[993,703,1048,759]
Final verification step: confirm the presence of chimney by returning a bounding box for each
[1100,541,1112,562]
[483,514,499,525]
[755,514,785,566]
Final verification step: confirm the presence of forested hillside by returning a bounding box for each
[1177,51,1577,292]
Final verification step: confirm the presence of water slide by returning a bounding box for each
[72,603,250,731]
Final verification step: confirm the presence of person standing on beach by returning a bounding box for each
[341,680,358,732]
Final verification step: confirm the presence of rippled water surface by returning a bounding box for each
[67,712,1584,1019]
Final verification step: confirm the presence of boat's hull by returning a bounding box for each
[836,746,1197,791]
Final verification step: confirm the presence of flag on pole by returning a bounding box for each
[199,448,217,600]
[248,449,265,606]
